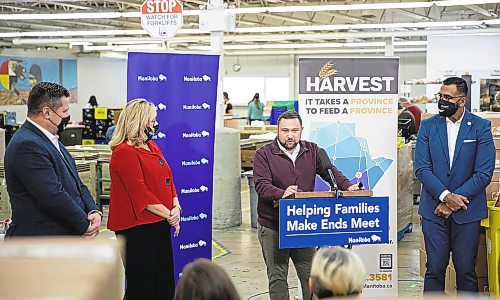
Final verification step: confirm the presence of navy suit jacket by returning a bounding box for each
[415,110,495,224]
[5,121,98,236]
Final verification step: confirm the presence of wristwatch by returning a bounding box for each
[173,204,182,214]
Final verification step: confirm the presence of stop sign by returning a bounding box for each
[141,0,183,39]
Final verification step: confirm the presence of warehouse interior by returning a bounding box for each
[1,0,500,299]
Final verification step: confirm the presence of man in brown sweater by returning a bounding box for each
[253,110,359,300]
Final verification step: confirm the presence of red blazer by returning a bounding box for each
[107,141,177,231]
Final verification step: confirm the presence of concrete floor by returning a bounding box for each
[100,179,424,299]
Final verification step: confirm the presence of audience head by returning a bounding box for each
[109,98,157,150]
[309,247,366,299]
[174,258,241,300]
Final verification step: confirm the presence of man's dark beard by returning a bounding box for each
[279,139,298,150]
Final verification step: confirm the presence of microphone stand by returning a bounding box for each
[327,168,340,198]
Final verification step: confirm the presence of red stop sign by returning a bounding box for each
[141,0,182,14]
[141,0,183,39]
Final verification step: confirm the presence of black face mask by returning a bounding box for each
[50,109,71,134]
[438,99,459,118]
[144,123,159,142]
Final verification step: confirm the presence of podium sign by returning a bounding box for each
[279,197,389,249]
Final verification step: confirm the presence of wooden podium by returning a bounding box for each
[286,190,373,199]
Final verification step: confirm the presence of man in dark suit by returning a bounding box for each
[415,77,495,293]
[5,82,102,237]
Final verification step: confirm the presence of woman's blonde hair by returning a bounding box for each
[109,98,157,150]
[310,247,366,298]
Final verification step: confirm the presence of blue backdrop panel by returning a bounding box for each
[127,52,219,281]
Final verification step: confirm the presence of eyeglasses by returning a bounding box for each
[434,93,465,102]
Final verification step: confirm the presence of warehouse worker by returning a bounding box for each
[5,82,101,237]
[253,110,360,300]
[415,77,495,293]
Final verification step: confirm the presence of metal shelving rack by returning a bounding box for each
[96,158,110,211]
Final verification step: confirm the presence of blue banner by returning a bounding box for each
[127,52,219,281]
[279,197,389,248]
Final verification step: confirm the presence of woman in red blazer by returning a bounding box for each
[108,99,181,300]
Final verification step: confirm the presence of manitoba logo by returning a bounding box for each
[137,73,168,82]
[183,74,212,82]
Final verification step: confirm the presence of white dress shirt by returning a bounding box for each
[278,140,300,166]
[26,117,62,155]
[439,111,465,201]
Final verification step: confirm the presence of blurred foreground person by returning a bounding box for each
[309,247,366,299]
[174,258,241,300]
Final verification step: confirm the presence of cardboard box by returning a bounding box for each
[421,232,425,251]
[494,138,500,150]
[421,113,434,120]
[419,248,427,277]
[0,238,124,300]
[476,233,488,278]
[445,265,456,296]
[492,171,500,183]
[478,277,489,294]
[486,182,500,200]
[445,265,488,296]
[479,112,500,128]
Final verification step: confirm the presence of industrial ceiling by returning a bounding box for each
[0,0,499,56]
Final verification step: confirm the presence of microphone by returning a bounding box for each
[318,148,338,191]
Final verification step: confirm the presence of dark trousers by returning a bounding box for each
[422,217,480,293]
[258,223,315,300]
[116,221,175,300]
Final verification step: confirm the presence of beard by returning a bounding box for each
[279,139,299,150]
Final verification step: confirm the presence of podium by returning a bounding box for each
[279,191,389,249]
[287,190,373,199]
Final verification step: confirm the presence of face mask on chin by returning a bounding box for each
[144,123,159,142]
[438,99,460,118]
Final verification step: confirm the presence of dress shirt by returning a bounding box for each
[278,141,300,165]
[26,117,61,154]
[439,111,465,201]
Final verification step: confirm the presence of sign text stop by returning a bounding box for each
[141,0,183,39]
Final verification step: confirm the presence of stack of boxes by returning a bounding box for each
[82,108,121,144]
[480,113,500,200]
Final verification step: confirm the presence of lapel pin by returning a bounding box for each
[467,121,471,126]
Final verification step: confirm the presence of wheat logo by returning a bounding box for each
[319,60,338,81]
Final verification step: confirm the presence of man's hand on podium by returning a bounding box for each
[347,182,365,191]
[283,185,298,198]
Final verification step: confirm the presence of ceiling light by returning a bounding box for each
[83,44,165,52]
[10,28,500,47]
[223,47,427,56]
[189,41,427,50]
